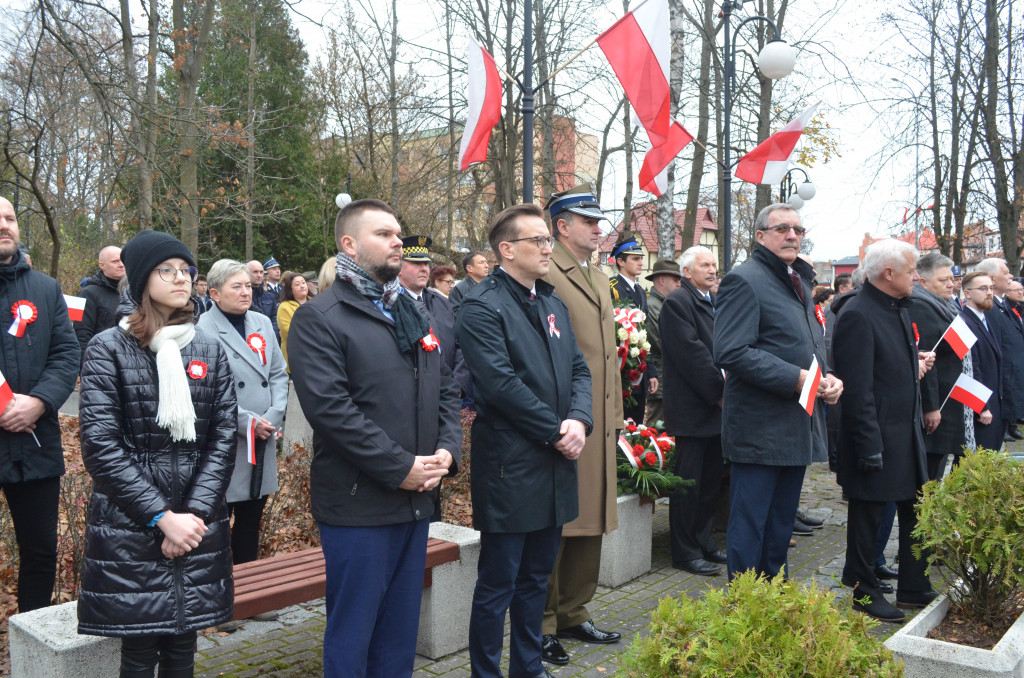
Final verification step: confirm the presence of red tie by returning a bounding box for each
[790,273,805,304]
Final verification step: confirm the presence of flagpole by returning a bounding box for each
[522,0,535,203]
[938,391,952,412]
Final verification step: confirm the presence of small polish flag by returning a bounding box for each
[735,102,820,185]
[0,369,13,411]
[940,314,978,359]
[458,36,503,171]
[246,415,258,465]
[797,355,822,416]
[948,373,993,414]
[64,295,86,322]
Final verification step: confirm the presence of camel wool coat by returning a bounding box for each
[543,242,623,536]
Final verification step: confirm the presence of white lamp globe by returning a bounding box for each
[335,193,352,209]
[797,180,816,201]
[787,194,805,210]
[758,40,796,79]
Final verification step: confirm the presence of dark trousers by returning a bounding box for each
[228,495,268,565]
[470,525,562,678]
[1,476,60,612]
[926,454,948,482]
[120,631,197,678]
[726,462,805,580]
[318,518,429,678]
[669,435,723,563]
[974,400,1003,451]
[873,502,897,568]
[845,498,930,601]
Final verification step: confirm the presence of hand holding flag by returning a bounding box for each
[797,355,822,416]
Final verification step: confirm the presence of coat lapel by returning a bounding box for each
[206,306,266,372]
[551,244,599,308]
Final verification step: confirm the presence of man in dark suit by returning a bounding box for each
[908,253,966,479]
[960,271,1004,451]
[976,258,1024,441]
[457,203,593,678]
[288,199,463,678]
[609,236,657,424]
[661,245,726,576]
[714,204,843,581]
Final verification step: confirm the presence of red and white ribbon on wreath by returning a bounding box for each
[421,328,440,352]
[548,314,561,338]
[613,307,646,333]
[246,415,258,465]
[247,333,267,365]
[7,300,37,337]
[618,434,640,469]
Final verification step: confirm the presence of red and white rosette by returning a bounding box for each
[547,314,561,338]
[246,333,267,365]
[8,300,37,337]
[187,360,208,379]
[421,328,440,352]
[613,307,645,333]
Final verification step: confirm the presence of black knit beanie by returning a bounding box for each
[121,230,196,303]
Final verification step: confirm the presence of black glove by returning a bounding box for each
[857,453,883,473]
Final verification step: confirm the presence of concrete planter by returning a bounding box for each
[417,521,480,659]
[598,493,653,587]
[883,593,1024,677]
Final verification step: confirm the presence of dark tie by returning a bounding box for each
[790,273,805,304]
[530,292,536,300]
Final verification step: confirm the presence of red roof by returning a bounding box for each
[598,203,717,255]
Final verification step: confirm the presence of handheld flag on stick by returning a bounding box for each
[64,295,86,322]
[932,314,977,359]
[735,103,820,184]
[797,355,822,416]
[458,37,503,171]
[943,373,993,414]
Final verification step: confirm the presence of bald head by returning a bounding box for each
[0,196,21,264]
[247,260,264,286]
[98,246,125,280]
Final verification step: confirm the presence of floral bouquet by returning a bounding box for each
[615,419,690,500]
[613,303,652,408]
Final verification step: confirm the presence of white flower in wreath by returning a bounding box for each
[642,341,651,352]
[638,329,647,342]
[629,330,640,344]
[617,327,628,342]
[630,346,640,358]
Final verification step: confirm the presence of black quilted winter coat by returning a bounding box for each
[76,319,238,637]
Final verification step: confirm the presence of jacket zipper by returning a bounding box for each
[171,444,186,632]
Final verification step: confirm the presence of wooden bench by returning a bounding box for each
[231,537,460,621]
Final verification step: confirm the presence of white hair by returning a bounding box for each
[680,245,714,273]
[207,259,248,290]
[976,258,1007,277]
[863,239,918,281]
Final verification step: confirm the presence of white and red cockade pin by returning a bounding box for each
[420,328,440,352]
[187,360,208,379]
[8,300,37,337]
[246,333,267,365]
[548,314,561,338]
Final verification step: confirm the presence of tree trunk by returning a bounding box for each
[683,0,715,254]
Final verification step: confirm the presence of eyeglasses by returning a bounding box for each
[155,265,199,283]
[437,278,455,285]
[759,224,807,236]
[966,285,994,293]
[507,235,555,249]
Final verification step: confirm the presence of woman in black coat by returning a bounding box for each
[77,231,237,678]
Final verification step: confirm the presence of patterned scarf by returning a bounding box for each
[335,252,429,354]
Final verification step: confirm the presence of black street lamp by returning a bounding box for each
[721,0,795,273]
[778,167,816,209]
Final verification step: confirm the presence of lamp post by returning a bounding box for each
[778,167,815,210]
[721,0,795,273]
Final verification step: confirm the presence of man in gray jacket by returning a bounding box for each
[713,204,843,581]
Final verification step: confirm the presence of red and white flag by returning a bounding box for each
[939,314,977,359]
[948,373,992,414]
[458,36,503,171]
[735,103,819,185]
[0,368,13,412]
[64,295,86,322]
[597,0,693,196]
[246,415,258,465]
[797,355,822,416]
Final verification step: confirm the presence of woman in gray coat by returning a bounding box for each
[196,260,289,570]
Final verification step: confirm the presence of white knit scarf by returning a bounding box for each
[120,318,198,442]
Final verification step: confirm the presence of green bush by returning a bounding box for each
[913,447,1024,628]
[616,571,903,678]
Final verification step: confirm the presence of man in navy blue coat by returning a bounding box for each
[959,271,1004,451]
[457,203,593,678]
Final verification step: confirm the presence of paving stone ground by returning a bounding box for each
[192,460,935,677]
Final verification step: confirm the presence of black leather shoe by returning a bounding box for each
[541,635,569,665]
[1004,431,1016,442]
[795,510,823,528]
[512,670,555,678]
[558,620,621,644]
[853,595,905,623]
[896,589,939,609]
[792,519,814,536]
[1010,426,1023,440]
[874,563,899,580]
[673,558,723,576]
[841,575,893,594]
[703,549,728,564]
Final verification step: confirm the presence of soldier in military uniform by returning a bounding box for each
[609,236,658,425]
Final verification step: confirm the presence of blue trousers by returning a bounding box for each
[318,518,429,678]
[726,462,805,580]
[469,525,562,678]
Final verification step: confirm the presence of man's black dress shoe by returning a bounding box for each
[1004,431,1016,443]
[853,595,905,623]
[541,635,569,665]
[792,519,814,536]
[703,549,728,564]
[896,589,939,609]
[841,575,893,594]
[1010,425,1023,440]
[512,670,555,678]
[795,510,823,528]
[673,558,723,576]
[558,620,621,644]
[874,563,899,580]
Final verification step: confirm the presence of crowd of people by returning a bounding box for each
[0,187,1018,678]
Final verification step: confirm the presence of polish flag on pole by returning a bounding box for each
[937,314,978,359]
[64,295,86,322]
[0,369,13,412]
[735,102,820,184]
[597,0,693,196]
[458,36,503,171]
[947,373,993,414]
[797,355,822,416]
[246,415,258,465]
